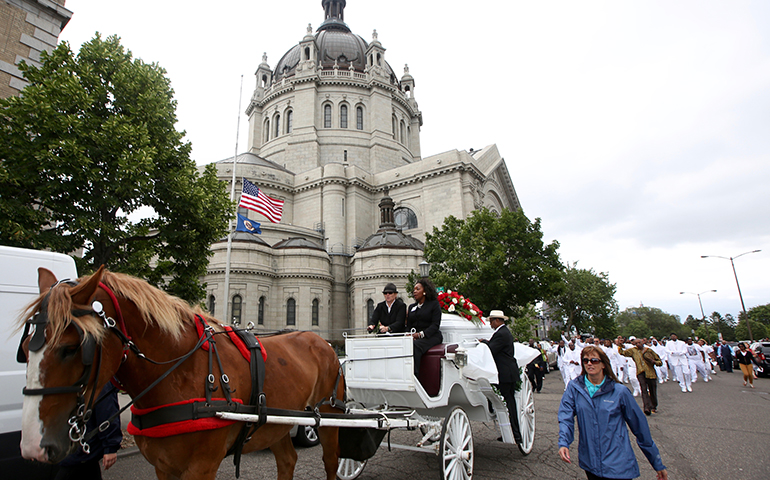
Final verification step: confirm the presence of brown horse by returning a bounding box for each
[18,266,344,480]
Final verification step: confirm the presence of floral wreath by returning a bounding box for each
[437,290,484,325]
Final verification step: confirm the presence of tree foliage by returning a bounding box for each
[548,263,618,338]
[706,311,736,341]
[0,35,232,302]
[616,306,686,340]
[423,207,564,318]
[735,320,767,342]
[746,303,770,326]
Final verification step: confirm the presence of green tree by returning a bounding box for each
[616,306,685,340]
[0,35,232,302]
[708,312,736,341]
[746,303,770,326]
[548,263,618,337]
[509,304,540,341]
[423,207,563,318]
[735,320,767,342]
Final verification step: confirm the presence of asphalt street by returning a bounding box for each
[104,368,770,479]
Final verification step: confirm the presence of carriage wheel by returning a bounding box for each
[336,458,367,480]
[438,406,474,480]
[515,374,536,455]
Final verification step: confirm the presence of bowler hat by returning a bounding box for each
[382,283,398,293]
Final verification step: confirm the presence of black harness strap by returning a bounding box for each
[227,326,266,478]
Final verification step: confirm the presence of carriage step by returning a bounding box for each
[476,378,515,444]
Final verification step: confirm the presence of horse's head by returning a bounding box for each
[19,266,123,463]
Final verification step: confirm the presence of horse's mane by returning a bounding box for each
[100,271,201,341]
[17,270,207,347]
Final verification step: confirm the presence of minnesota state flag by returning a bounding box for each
[236,213,262,235]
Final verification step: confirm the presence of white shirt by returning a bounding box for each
[686,343,705,363]
[666,339,689,366]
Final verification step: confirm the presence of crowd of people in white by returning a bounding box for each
[551,333,744,394]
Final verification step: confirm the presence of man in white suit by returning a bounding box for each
[667,333,691,392]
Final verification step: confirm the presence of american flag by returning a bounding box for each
[238,178,284,223]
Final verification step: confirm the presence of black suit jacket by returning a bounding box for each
[406,299,442,339]
[481,325,519,384]
[368,298,407,332]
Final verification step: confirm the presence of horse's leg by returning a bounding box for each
[269,433,298,480]
[317,426,340,480]
[154,467,180,480]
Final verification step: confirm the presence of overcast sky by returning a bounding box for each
[58,0,770,326]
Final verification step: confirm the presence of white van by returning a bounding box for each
[0,246,78,477]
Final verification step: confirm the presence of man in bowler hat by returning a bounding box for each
[367,282,407,334]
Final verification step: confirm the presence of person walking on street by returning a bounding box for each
[480,310,523,443]
[620,338,663,415]
[719,341,734,373]
[527,346,548,393]
[563,341,582,387]
[666,333,692,392]
[558,346,668,480]
[735,342,757,388]
[686,338,710,383]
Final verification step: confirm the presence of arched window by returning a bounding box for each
[261,74,268,88]
[356,106,364,130]
[394,207,418,230]
[324,104,332,128]
[264,119,270,142]
[208,295,216,315]
[286,110,293,134]
[400,121,406,144]
[407,126,411,149]
[286,298,296,326]
[304,46,310,61]
[231,294,242,325]
[367,299,375,323]
[392,115,397,138]
[274,114,281,137]
[340,105,348,129]
[312,299,319,326]
[258,296,265,325]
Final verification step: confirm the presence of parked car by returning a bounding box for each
[749,342,770,378]
[291,424,319,447]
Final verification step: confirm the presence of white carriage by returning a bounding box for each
[337,313,539,480]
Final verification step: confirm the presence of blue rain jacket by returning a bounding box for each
[558,375,665,479]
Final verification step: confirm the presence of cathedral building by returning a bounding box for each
[203,0,521,341]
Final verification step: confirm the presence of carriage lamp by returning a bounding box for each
[454,347,468,367]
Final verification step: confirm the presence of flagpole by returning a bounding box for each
[223,75,244,326]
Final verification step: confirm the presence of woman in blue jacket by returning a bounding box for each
[558,345,667,480]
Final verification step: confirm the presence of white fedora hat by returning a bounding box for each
[487,309,508,320]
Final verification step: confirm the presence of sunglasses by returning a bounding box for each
[582,357,602,365]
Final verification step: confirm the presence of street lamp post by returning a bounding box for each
[702,250,761,342]
[680,289,717,340]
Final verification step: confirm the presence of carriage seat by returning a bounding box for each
[418,344,458,397]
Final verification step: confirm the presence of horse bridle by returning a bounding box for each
[20,279,130,454]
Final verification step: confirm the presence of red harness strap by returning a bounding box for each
[127,398,243,438]
[193,316,267,362]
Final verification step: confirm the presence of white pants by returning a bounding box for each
[559,364,570,390]
[671,363,691,390]
[690,361,709,382]
[655,364,668,382]
[626,363,641,396]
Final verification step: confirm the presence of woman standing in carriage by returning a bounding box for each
[391,278,442,376]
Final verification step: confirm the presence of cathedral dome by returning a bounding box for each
[273,1,396,83]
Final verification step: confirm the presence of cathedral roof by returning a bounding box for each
[273,1,396,83]
[214,152,293,173]
[216,232,271,247]
[356,230,424,252]
[273,237,325,250]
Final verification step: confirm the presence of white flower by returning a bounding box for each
[452,298,458,304]
[447,290,453,294]
[448,304,456,312]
